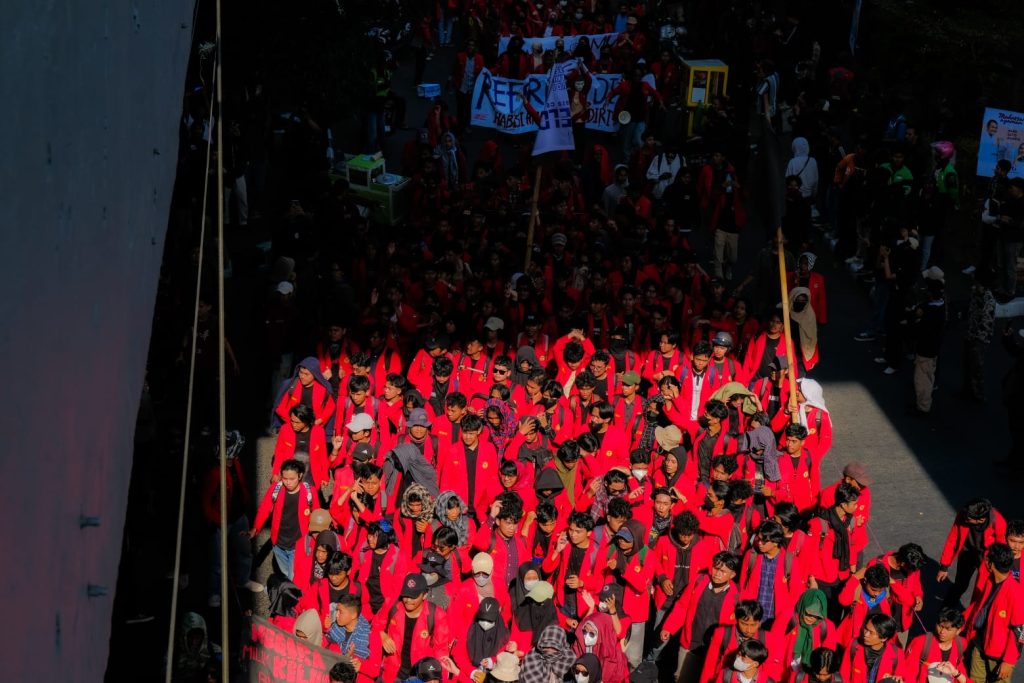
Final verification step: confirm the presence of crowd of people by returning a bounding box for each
[152,1,1024,682]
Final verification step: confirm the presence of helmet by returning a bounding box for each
[712,331,734,348]
[932,141,955,161]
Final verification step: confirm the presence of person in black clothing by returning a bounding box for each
[910,279,946,415]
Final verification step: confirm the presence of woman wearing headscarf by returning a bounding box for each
[485,397,518,457]
[510,569,560,653]
[293,528,340,594]
[601,519,652,669]
[293,608,325,647]
[785,137,820,201]
[454,597,513,677]
[434,490,473,547]
[572,613,629,683]
[793,378,832,460]
[437,132,467,191]
[786,287,819,373]
[511,346,542,388]
[572,654,604,683]
[519,625,575,683]
[740,426,783,516]
[787,253,827,324]
[778,589,838,676]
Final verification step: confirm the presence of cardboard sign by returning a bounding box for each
[977,108,1024,178]
[498,32,619,55]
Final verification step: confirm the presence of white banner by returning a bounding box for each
[977,108,1024,178]
[498,33,619,55]
[470,68,621,134]
[532,61,575,155]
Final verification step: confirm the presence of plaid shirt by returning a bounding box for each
[757,554,778,621]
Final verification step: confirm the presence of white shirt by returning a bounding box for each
[689,371,705,420]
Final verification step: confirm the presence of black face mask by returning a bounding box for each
[792,301,808,313]
[698,416,710,429]
[589,422,603,435]
[610,338,627,352]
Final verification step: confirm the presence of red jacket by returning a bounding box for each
[252,481,319,548]
[772,616,837,682]
[334,395,380,446]
[836,576,895,647]
[806,514,857,585]
[939,510,1007,569]
[370,346,402,399]
[452,352,493,408]
[698,162,748,231]
[964,576,1024,665]
[741,334,795,385]
[471,525,530,589]
[904,634,972,683]
[664,366,718,437]
[450,577,512,641]
[374,600,452,683]
[706,357,749,389]
[774,449,822,515]
[598,547,654,621]
[865,552,922,634]
[701,625,785,683]
[325,619,383,683]
[274,379,336,428]
[840,640,908,683]
[739,548,805,625]
[610,394,647,450]
[643,349,686,389]
[201,458,251,526]
[787,271,828,324]
[651,533,722,609]
[452,52,485,91]
[407,349,445,398]
[438,439,500,514]
[771,406,832,460]
[356,545,402,618]
[376,398,406,454]
[662,573,739,650]
[272,424,330,487]
[541,540,604,609]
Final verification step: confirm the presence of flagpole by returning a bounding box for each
[524,163,543,271]
[776,226,799,422]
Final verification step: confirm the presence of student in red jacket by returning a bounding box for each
[865,543,925,644]
[938,498,1008,608]
[904,607,972,683]
[963,543,1024,683]
[408,336,452,400]
[437,413,499,517]
[658,551,742,683]
[715,638,776,683]
[774,590,837,682]
[292,511,335,593]
[541,511,604,620]
[644,330,687,390]
[249,459,319,580]
[973,519,1024,600]
[272,404,331,489]
[335,375,379,446]
[602,519,654,667]
[839,613,908,683]
[356,520,402,618]
[774,424,822,515]
[700,601,782,683]
[707,332,749,388]
[836,564,895,649]
[324,594,382,683]
[471,491,529,588]
[375,573,452,683]
[819,462,873,555]
[739,521,805,630]
[273,356,336,429]
[806,482,861,617]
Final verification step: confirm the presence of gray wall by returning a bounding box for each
[0,1,193,679]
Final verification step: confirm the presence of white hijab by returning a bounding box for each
[796,378,827,427]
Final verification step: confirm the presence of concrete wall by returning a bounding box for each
[0,1,193,679]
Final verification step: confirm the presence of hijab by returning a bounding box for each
[467,597,511,665]
[434,491,470,545]
[520,625,575,683]
[512,565,559,642]
[486,398,518,456]
[611,520,646,572]
[788,287,818,362]
[792,589,829,665]
[574,654,604,683]
[742,426,781,482]
[572,615,625,683]
[311,530,340,582]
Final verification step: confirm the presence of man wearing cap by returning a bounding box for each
[612,371,647,450]
[820,462,874,553]
[483,317,507,361]
[329,443,378,527]
[335,374,380,447]
[413,657,444,683]
[399,408,441,467]
[375,573,452,683]
[452,552,512,639]
[707,332,748,387]
[331,413,379,471]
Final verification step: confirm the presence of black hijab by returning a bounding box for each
[467,597,511,665]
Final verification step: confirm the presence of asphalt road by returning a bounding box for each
[381,36,1022,647]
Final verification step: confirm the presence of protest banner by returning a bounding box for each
[533,60,575,155]
[498,33,618,55]
[241,615,345,683]
[977,108,1024,178]
[470,68,621,134]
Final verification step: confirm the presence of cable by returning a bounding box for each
[164,46,217,683]
[214,0,230,675]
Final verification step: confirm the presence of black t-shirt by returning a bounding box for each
[672,543,694,595]
[368,552,386,612]
[300,384,314,411]
[757,336,782,379]
[691,584,729,649]
[464,444,480,504]
[276,489,302,549]
[863,645,882,673]
[294,430,311,457]
[398,614,417,679]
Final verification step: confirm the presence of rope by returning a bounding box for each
[163,44,217,683]
[214,0,230,675]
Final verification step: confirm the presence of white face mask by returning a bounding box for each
[733,657,753,672]
[424,573,439,586]
[478,620,496,632]
[474,574,490,587]
[597,601,609,613]
[632,469,647,480]
[583,631,598,647]
[524,579,539,592]
[574,82,585,91]
[576,675,590,683]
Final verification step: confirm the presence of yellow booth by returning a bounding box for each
[681,59,729,135]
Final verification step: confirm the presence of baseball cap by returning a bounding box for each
[655,425,682,451]
[525,580,555,602]
[416,659,443,682]
[309,509,332,533]
[424,336,443,351]
[472,552,494,575]
[351,443,375,463]
[551,232,568,247]
[524,314,541,326]
[843,462,874,486]
[276,281,294,295]
[347,413,375,433]
[419,549,446,572]
[407,408,431,428]
[621,371,641,386]
[484,317,505,331]
[400,573,428,598]
[615,526,634,543]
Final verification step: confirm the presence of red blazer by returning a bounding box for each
[370,346,402,399]
[643,349,686,388]
[662,573,739,650]
[651,533,722,609]
[334,395,380,446]
[272,424,330,487]
[806,515,856,585]
[598,548,654,621]
[356,545,402,618]
[741,334,795,385]
[252,481,319,547]
[964,577,1024,665]
[702,625,785,683]
[697,162,747,231]
[274,380,336,428]
[438,440,500,513]
[787,271,828,324]
[774,449,822,515]
[836,577,895,647]
[541,540,604,608]
[470,525,530,589]
[866,552,922,632]
[450,577,512,642]
[772,616,837,682]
